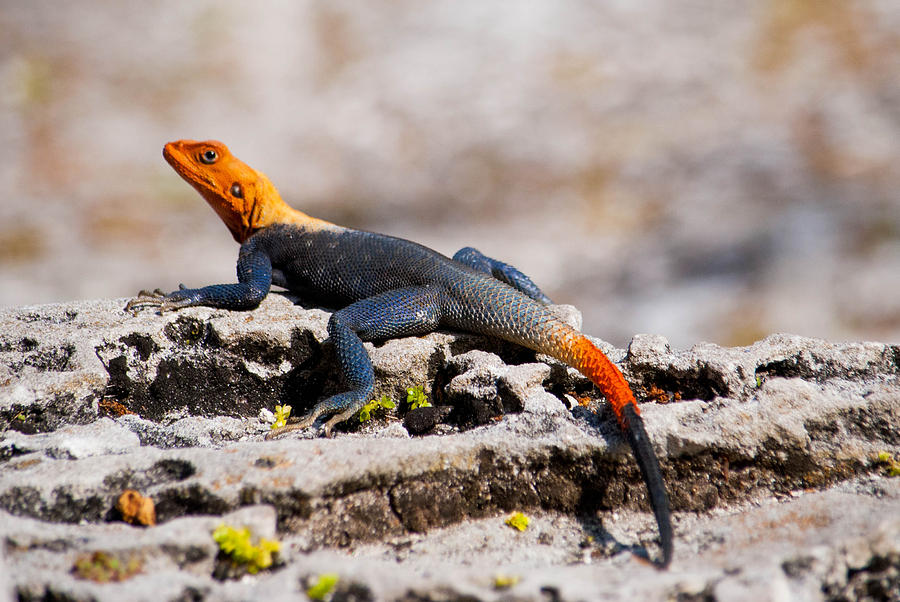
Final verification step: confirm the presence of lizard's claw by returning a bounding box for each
[124,289,167,313]
[124,286,196,313]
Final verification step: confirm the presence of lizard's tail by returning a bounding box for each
[447,281,672,565]
[551,328,673,568]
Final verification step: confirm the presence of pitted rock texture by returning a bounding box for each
[1,296,899,601]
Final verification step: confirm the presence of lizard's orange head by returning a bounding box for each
[163,139,286,243]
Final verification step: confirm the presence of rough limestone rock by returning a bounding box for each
[1,295,899,601]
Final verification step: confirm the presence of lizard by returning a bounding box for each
[126,139,674,567]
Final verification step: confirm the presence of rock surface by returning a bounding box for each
[1,295,899,601]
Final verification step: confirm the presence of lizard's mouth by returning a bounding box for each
[163,142,217,193]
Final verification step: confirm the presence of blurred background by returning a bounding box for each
[2,1,899,348]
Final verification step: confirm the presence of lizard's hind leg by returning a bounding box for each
[452,247,551,304]
[267,286,444,439]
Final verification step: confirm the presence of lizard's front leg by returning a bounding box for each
[267,286,444,439]
[125,244,273,312]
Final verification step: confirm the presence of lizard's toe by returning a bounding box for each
[157,298,198,312]
[264,414,318,440]
[124,295,163,312]
[322,407,359,438]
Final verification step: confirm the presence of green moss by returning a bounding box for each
[505,512,530,531]
[406,385,431,410]
[271,404,292,430]
[72,551,143,583]
[874,451,900,477]
[358,395,396,422]
[306,573,339,600]
[493,573,521,589]
[212,524,280,574]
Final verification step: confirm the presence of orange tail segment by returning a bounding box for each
[552,329,674,567]
[565,335,640,426]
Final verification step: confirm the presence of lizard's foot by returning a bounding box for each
[321,406,362,438]
[264,394,368,440]
[264,403,329,440]
[125,285,196,313]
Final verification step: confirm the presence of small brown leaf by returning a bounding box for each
[116,489,156,526]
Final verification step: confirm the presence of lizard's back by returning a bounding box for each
[253,223,512,305]
[252,222,573,355]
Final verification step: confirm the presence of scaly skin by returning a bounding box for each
[126,140,673,567]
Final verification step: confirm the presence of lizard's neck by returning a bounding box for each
[269,203,341,234]
[250,176,338,235]
[207,170,340,242]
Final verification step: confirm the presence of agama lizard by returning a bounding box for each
[126,139,674,567]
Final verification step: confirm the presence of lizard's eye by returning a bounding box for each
[230,183,243,198]
[199,149,218,164]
